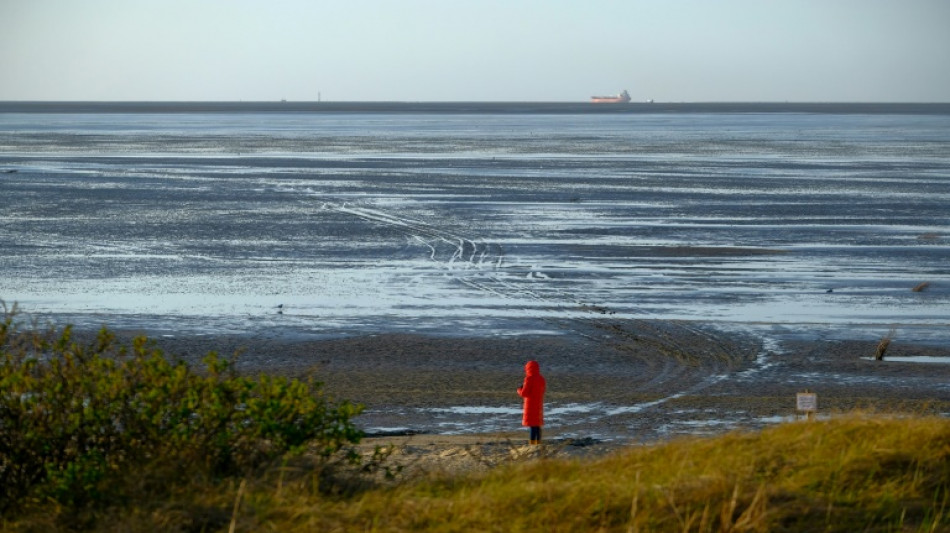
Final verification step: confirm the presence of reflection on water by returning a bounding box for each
[1,109,948,346]
[360,402,811,441]
[859,356,950,364]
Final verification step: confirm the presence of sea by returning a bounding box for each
[2,102,949,348]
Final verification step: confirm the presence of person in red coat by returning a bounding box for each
[517,360,546,444]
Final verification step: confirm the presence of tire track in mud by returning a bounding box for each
[321,199,757,413]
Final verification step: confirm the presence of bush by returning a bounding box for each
[0,303,363,515]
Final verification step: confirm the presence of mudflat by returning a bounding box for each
[128,319,950,447]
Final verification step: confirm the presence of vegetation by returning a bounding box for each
[2,303,949,531]
[24,413,940,532]
[219,415,948,532]
[0,303,364,529]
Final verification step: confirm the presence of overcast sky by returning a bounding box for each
[2,0,948,102]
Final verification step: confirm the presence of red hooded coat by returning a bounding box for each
[517,360,546,427]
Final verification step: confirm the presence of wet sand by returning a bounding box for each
[112,318,950,449]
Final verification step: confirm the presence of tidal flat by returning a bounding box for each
[2,105,948,441]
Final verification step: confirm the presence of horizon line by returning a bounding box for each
[2,99,949,104]
[2,101,949,116]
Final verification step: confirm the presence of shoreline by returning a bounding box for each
[68,319,950,444]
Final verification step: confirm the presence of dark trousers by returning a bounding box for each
[529,426,542,442]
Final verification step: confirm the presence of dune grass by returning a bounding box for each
[30,414,938,532]
[5,410,950,533]
[250,414,949,532]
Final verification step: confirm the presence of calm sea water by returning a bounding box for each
[1,104,948,346]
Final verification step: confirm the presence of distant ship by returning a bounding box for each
[590,90,631,104]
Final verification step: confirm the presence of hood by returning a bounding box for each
[524,360,540,376]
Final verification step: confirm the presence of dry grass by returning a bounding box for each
[7,414,950,532]
[248,414,950,532]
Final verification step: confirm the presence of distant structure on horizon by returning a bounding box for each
[590,90,631,104]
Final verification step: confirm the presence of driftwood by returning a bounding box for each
[875,330,895,361]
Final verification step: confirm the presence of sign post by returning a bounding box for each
[796,390,818,420]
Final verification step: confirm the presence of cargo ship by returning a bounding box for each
[590,90,631,104]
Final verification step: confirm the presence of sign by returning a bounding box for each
[796,392,818,413]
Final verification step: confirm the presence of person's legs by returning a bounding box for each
[529,426,541,444]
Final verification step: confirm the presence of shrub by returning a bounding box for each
[0,303,363,515]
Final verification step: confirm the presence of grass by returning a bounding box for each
[309,414,950,532]
[10,413,947,532]
[316,415,950,532]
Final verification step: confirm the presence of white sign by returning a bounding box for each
[796,392,818,412]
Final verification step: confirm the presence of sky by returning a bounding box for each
[2,0,949,102]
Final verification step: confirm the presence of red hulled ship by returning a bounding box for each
[590,90,631,104]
